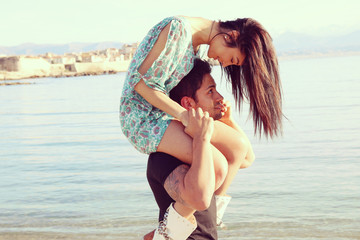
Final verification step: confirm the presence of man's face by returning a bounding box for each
[194,73,224,120]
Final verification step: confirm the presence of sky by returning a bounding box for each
[1,0,359,46]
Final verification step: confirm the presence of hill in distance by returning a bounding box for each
[0,42,125,56]
[273,30,360,54]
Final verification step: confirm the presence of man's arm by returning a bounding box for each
[164,164,191,207]
[164,108,216,211]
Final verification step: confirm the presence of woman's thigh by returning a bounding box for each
[157,120,227,170]
[211,121,248,161]
[157,120,193,163]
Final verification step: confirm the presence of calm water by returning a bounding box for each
[0,56,359,240]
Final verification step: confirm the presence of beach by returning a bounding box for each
[0,55,359,240]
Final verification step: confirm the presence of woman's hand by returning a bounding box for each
[219,100,235,126]
[178,109,189,127]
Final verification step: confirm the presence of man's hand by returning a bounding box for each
[184,108,214,140]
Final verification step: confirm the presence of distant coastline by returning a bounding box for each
[1,47,360,86]
[0,44,139,85]
[2,29,359,85]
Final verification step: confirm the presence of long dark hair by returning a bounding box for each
[219,18,283,138]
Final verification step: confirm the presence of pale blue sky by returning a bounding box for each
[1,0,359,46]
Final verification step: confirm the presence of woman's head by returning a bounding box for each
[207,31,245,68]
[208,18,283,138]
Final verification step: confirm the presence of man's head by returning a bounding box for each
[170,59,224,120]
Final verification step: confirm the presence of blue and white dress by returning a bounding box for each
[119,16,196,154]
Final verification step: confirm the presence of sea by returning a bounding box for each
[0,55,359,240]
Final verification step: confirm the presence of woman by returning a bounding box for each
[120,15,282,239]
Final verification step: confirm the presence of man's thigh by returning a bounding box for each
[147,152,189,220]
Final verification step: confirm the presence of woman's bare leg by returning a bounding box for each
[157,120,228,191]
[158,119,250,197]
[211,121,249,195]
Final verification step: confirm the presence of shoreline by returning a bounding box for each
[2,51,359,86]
[0,44,136,84]
[0,70,120,86]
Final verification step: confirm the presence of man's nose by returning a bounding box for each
[216,92,224,101]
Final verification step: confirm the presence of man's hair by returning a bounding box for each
[170,58,211,104]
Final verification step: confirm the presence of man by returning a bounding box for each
[145,59,254,240]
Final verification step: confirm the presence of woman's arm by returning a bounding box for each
[134,23,188,125]
[135,79,188,125]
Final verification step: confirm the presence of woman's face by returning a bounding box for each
[207,33,245,67]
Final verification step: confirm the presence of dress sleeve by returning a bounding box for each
[140,19,192,93]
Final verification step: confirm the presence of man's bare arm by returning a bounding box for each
[164,108,216,211]
[164,164,191,207]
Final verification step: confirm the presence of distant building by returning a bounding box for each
[100,48,119,56]
[0,56,50,73]
[48,56,76,64]
[119,43,139,60]
[81,53,105,63]
[0,43,140,79]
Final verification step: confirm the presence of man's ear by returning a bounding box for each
[180,96,196,110]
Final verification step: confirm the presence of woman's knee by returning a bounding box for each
[231,136,249,163]
[212,121,249,166]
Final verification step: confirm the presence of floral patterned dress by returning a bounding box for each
[119,16,196,154]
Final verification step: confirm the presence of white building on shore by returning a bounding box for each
[0,43,139,80]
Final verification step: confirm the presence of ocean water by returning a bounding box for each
[0,55,359,240]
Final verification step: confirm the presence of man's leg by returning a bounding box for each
[148,108,217,240]
[145,155,197,240]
